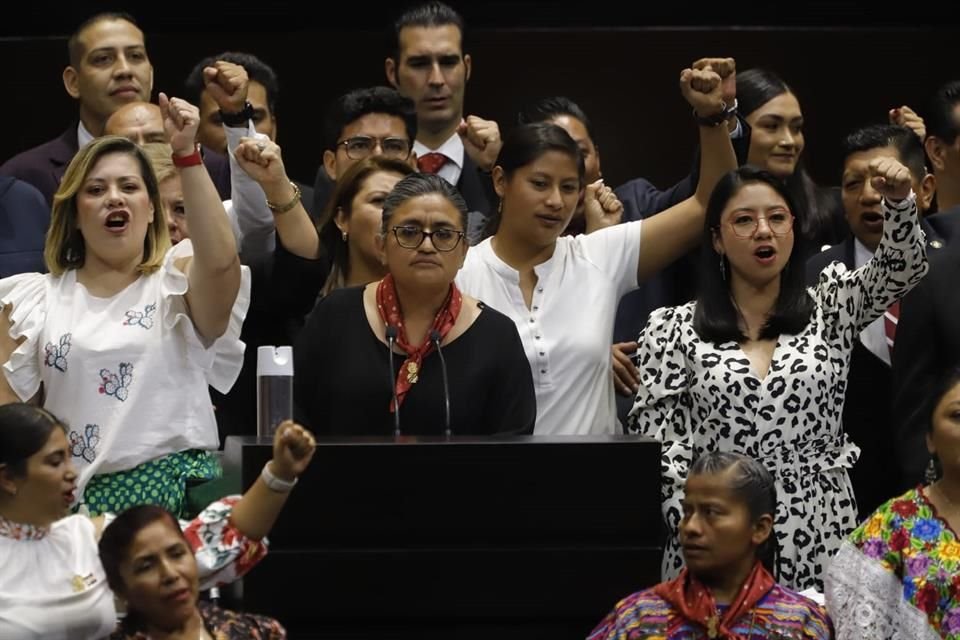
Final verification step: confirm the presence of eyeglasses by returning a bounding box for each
[391,225,465,252]
[727,211,794,238]
[337,136,411,160]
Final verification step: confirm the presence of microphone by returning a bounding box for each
[385,325,401,436]
[430,330,452,437]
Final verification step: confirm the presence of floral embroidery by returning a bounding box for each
[112,600,285,639]
[0,513,49,540]
[43,333,71,372]
[123,303,156,330]
[99,363,133,401]
[69,424,100,463]
[849,487,960,637]
[182,496,268,587]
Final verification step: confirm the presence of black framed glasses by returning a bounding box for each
[391,225,465,252]
[728,211,794,238]
[337,135,411,160]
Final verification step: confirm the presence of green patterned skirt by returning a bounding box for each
[79,449,222,518]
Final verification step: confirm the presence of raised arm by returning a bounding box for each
[635,58,738,282]
[162,93,242,342]
[233,138,320,260]
[93,422,316,589]
[228,420,316,540]
[817,157,927,334]
[204,60,278,261]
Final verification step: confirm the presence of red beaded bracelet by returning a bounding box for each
[172,145,203,168]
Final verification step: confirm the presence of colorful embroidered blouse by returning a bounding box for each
[588,583,832,639]
[825,487,960,640]
[111,600,285,639]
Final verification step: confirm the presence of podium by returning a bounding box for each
[223,434,663,639]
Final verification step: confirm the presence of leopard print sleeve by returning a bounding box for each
[813,192,927,339]
[626,303,695,510]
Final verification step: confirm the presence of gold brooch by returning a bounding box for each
[71,573,96,592]
[706,614,719,638]
[406,361,419,384]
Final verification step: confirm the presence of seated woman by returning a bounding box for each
[294,173,536,436]
[588,451,832,640]
[627,160,927,591]
[0,403,315,639]
[0,95,250,517]
[825,366,960,640]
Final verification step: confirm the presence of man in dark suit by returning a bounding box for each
[385,1,499,244]
[806,123,940,514]
[0,12,153,204]
[892,206,960,489]
[0,177,50,278]
[183,51,316,220]
[923,80,960,241]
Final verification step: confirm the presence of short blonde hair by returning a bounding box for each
[140,142,178,184]
[45,135,171,276]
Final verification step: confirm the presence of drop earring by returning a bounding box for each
[926,456,939,484]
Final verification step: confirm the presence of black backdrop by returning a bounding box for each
[3,3,958,194]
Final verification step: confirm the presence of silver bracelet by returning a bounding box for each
[261,461,298,492]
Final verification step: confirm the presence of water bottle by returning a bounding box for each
[257,346,294,438]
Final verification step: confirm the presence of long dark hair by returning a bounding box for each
[689,451,779,577]
[926,366,960,436]
[738,69,844,252]
[0,404,66,478]
[924,366,960,482]
[485,122,584,236]
[693,166,814,343]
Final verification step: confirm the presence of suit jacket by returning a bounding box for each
[612,117,755,355]
[892,218,960,487]
[451,153,497,244]
[806,220,946,512]
[0,177,50,278]
[312,168,335,223]
[0,125,79,206]
[925,203,960,243]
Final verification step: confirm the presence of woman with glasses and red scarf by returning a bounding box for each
[291,173,535,436]
[626,159,927,593]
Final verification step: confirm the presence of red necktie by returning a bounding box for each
[417,152,448,174]
[884,300,900,356]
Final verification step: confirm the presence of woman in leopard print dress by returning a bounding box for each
[627,161,927,591]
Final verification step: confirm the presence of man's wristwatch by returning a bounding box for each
[694,99,739,127]
[220,101,254,128]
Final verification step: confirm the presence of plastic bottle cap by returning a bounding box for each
[257,345,294,376]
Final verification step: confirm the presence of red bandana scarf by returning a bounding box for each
[376,274,462,411]
[652,561,775,639]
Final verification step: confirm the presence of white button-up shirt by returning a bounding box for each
[456,221,642,434]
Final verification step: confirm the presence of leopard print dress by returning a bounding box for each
[626,194,928,592]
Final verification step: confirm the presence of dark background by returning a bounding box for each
[3,2,958,192]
